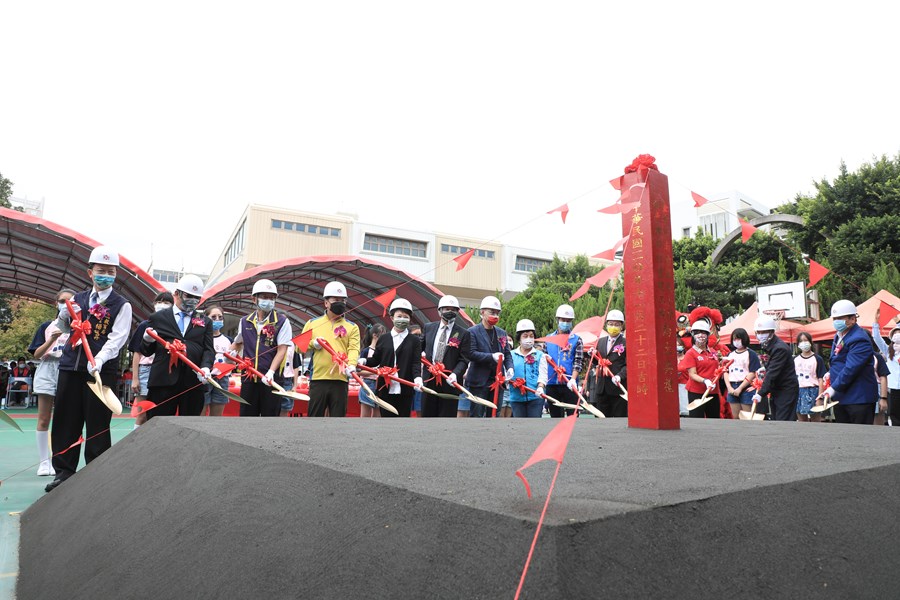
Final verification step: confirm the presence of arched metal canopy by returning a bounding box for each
[0,207,165,321]
[710,214,806,265]
[202,255,473,330]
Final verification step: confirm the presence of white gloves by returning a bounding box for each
[611,375,621,385]
[751,393,761,404]
[262,370,275,386]
[567,378,578,392]
[822,386,835,399]
[492,352,504,363]
[536,386,545,397]
[312,338,322,350]
[88,358,103,376]
[227,348,240,358]
[343,365,356,378]
[446,373,457,386]
[414,376,423,391]
[505,368,515,380]
[357,358,367,366]
[703,378,715,390]
[197,367,211,383]
[143,327,156,343]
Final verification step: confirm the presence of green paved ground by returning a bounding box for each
[0,410,135,598]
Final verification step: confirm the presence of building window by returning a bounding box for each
[270,219,340,238]
[152,269,180,284]
[515,256,550,273]
[364,234,427,258]
[440,243,494,260]
[225,219,247,266]
[283,222,293,231]
[682,227,691,239]
[699,212,729,239]
[272,219,282,229]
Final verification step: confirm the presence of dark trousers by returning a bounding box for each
[834,402,875,425]
[421,384,457,417]
[546,384,577,418]
[468,385,495,417]
[146,368,205,420]
[688,390,719,419]
[769,387,799,421]
[307,379,348,417]
[51,370,114,479]
[240,378,281,417]
[889,389,900,426]
[380,392,412,417]
[595,390,628,418]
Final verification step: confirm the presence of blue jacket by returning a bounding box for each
[464,324,513,389]
[830,324,877,405]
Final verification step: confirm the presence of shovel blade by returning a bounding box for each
[273,390,310,402]
[0,409,23,432]
[89,375,123,415]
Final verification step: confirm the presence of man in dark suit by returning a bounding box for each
[141,274,215,419]
[465,295,514,418]
[751,314,799,421]
[362,298,423,417]
[421,295,470,417]
[591,309,628,418]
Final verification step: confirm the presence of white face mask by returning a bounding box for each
[757,333,771,344]
[798,341,812,352]
[733,340,743,350]
[521,338,535,349]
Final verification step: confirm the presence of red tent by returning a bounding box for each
[800,289,900,341]
[718,302,806,345]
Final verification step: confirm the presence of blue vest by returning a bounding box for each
[240,310,288,374]
[509,350,544,402]
[546,332,579,385]
[59,289,128,376]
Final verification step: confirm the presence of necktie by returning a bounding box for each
[90,292,98,308]
[435,325,449,363]
[179,312,188,335]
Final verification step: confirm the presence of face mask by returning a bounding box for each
[733,340,743,350]
[676,346,684,353]
[799,341,812,352]
[607,325,622,337]
[212,320,224,332]
[258,299,275,312]
[833,319,847,333]
[393,316,410,330]
[693,334,708,346]
[181,298,199,313]
[485,315,500,326]
[558,321,572,333]
[58,302,67,312]
[93,274,115,290]
[440,310,457,323]
[155,303,172,312]
[330,301,346,315]
[521,338,535,349]
[18,363,25,369]
[757,333,771,345]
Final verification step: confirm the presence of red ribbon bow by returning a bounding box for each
[427,361,447,386]
[375,366,399,390]
[168,339,187,373]
[68,318,92,348]
[511,377,528,393]
[596,357,612,368]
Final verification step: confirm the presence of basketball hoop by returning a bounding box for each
[762,309,785,326]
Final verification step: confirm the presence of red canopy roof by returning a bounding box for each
[718,302,806,345]
[202,255,474,331]
[0,207,165,322]
[801,289,900,342]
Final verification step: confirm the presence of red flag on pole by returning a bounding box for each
[879,301,900,329]
[592,235,630,261]
[807,260,829,288]
[453,248,476,271]
[536,333,571,348]
[547,203,569,224]
[515,413,578,498]
[569,280,592,302]
[691,191,709,208]
[569,263,622,301]
[373,288,398,316]
[292,329,314,352]
[740,219,757,243]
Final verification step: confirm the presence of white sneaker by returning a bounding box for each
[37,460,54,476]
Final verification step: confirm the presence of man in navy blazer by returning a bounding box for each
[465,295,513,417]
[141,274,215,419]
[421,295,470,417]
[820,299,877,424]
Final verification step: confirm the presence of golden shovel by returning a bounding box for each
[738,397,765,420]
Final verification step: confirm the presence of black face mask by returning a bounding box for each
[330,301,346,315]
[440,310,457,323]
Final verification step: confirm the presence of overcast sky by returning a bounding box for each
[3,2,898,276]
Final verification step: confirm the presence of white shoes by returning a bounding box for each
[37,460,56,477]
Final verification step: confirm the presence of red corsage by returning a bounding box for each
[191,317,205,327]
[499,336,507,349]
[447,336,460,348]
[525,353,536,365]
[261,324,276,344]
[613,344,625,355]
[88,304,110,320]
[334,325,347,338]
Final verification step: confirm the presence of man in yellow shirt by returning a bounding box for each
[301,281,360,417]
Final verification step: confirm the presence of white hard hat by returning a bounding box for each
[556,304,575,319]
[754,315,777,332]
[389,298,413,314]
[691,318,711,333]
[323,281,347,298]
[252,279,278,297]
[88,246,119,266]
[830,299,857,319]
[480,295,502,311]
[607,309,625,323]
[438,295,460,309]
[516,319,536,334]
[176,274,205,296]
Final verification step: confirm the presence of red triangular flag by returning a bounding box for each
[586,262,622,287]
[691,191,709,208]
[569,279,592,302]
[592,235,630,261]
[211,362,238,377]
[609,176,623,190]
[373,288,398,317]
[807,260,830,288]
[130,400,157,417]
[536,333,572,348]
[515,414,578,498]
[292,329,314,352]
[879,301,900,329]
[740,219,757,243]
[453,248,476,271]
[597,200,640,215]
[547,203,569,224]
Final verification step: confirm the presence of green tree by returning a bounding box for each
[865,261,900,298]
[0,298,57,359]
[0,171,13,208]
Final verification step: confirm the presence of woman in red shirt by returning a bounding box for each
[678,318,720,418]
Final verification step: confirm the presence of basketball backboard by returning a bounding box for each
[757,280,807,320]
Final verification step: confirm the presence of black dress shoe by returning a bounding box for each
[44,477,65,493]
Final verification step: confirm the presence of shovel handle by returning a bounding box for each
[65,298,97,368]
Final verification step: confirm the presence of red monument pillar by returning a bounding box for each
[618,157,680,430]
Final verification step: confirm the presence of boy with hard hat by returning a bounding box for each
[464,295,513,417]
[230,278,293,416]
[360,298,423,417]
[300,280,360,417]
[141,274,215,419]
[591,309,628,418]
[46,246,133,492]
[750,314,798,420]
[819,299,877,424]
[421,295,470,417]
[544,303,584,418]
